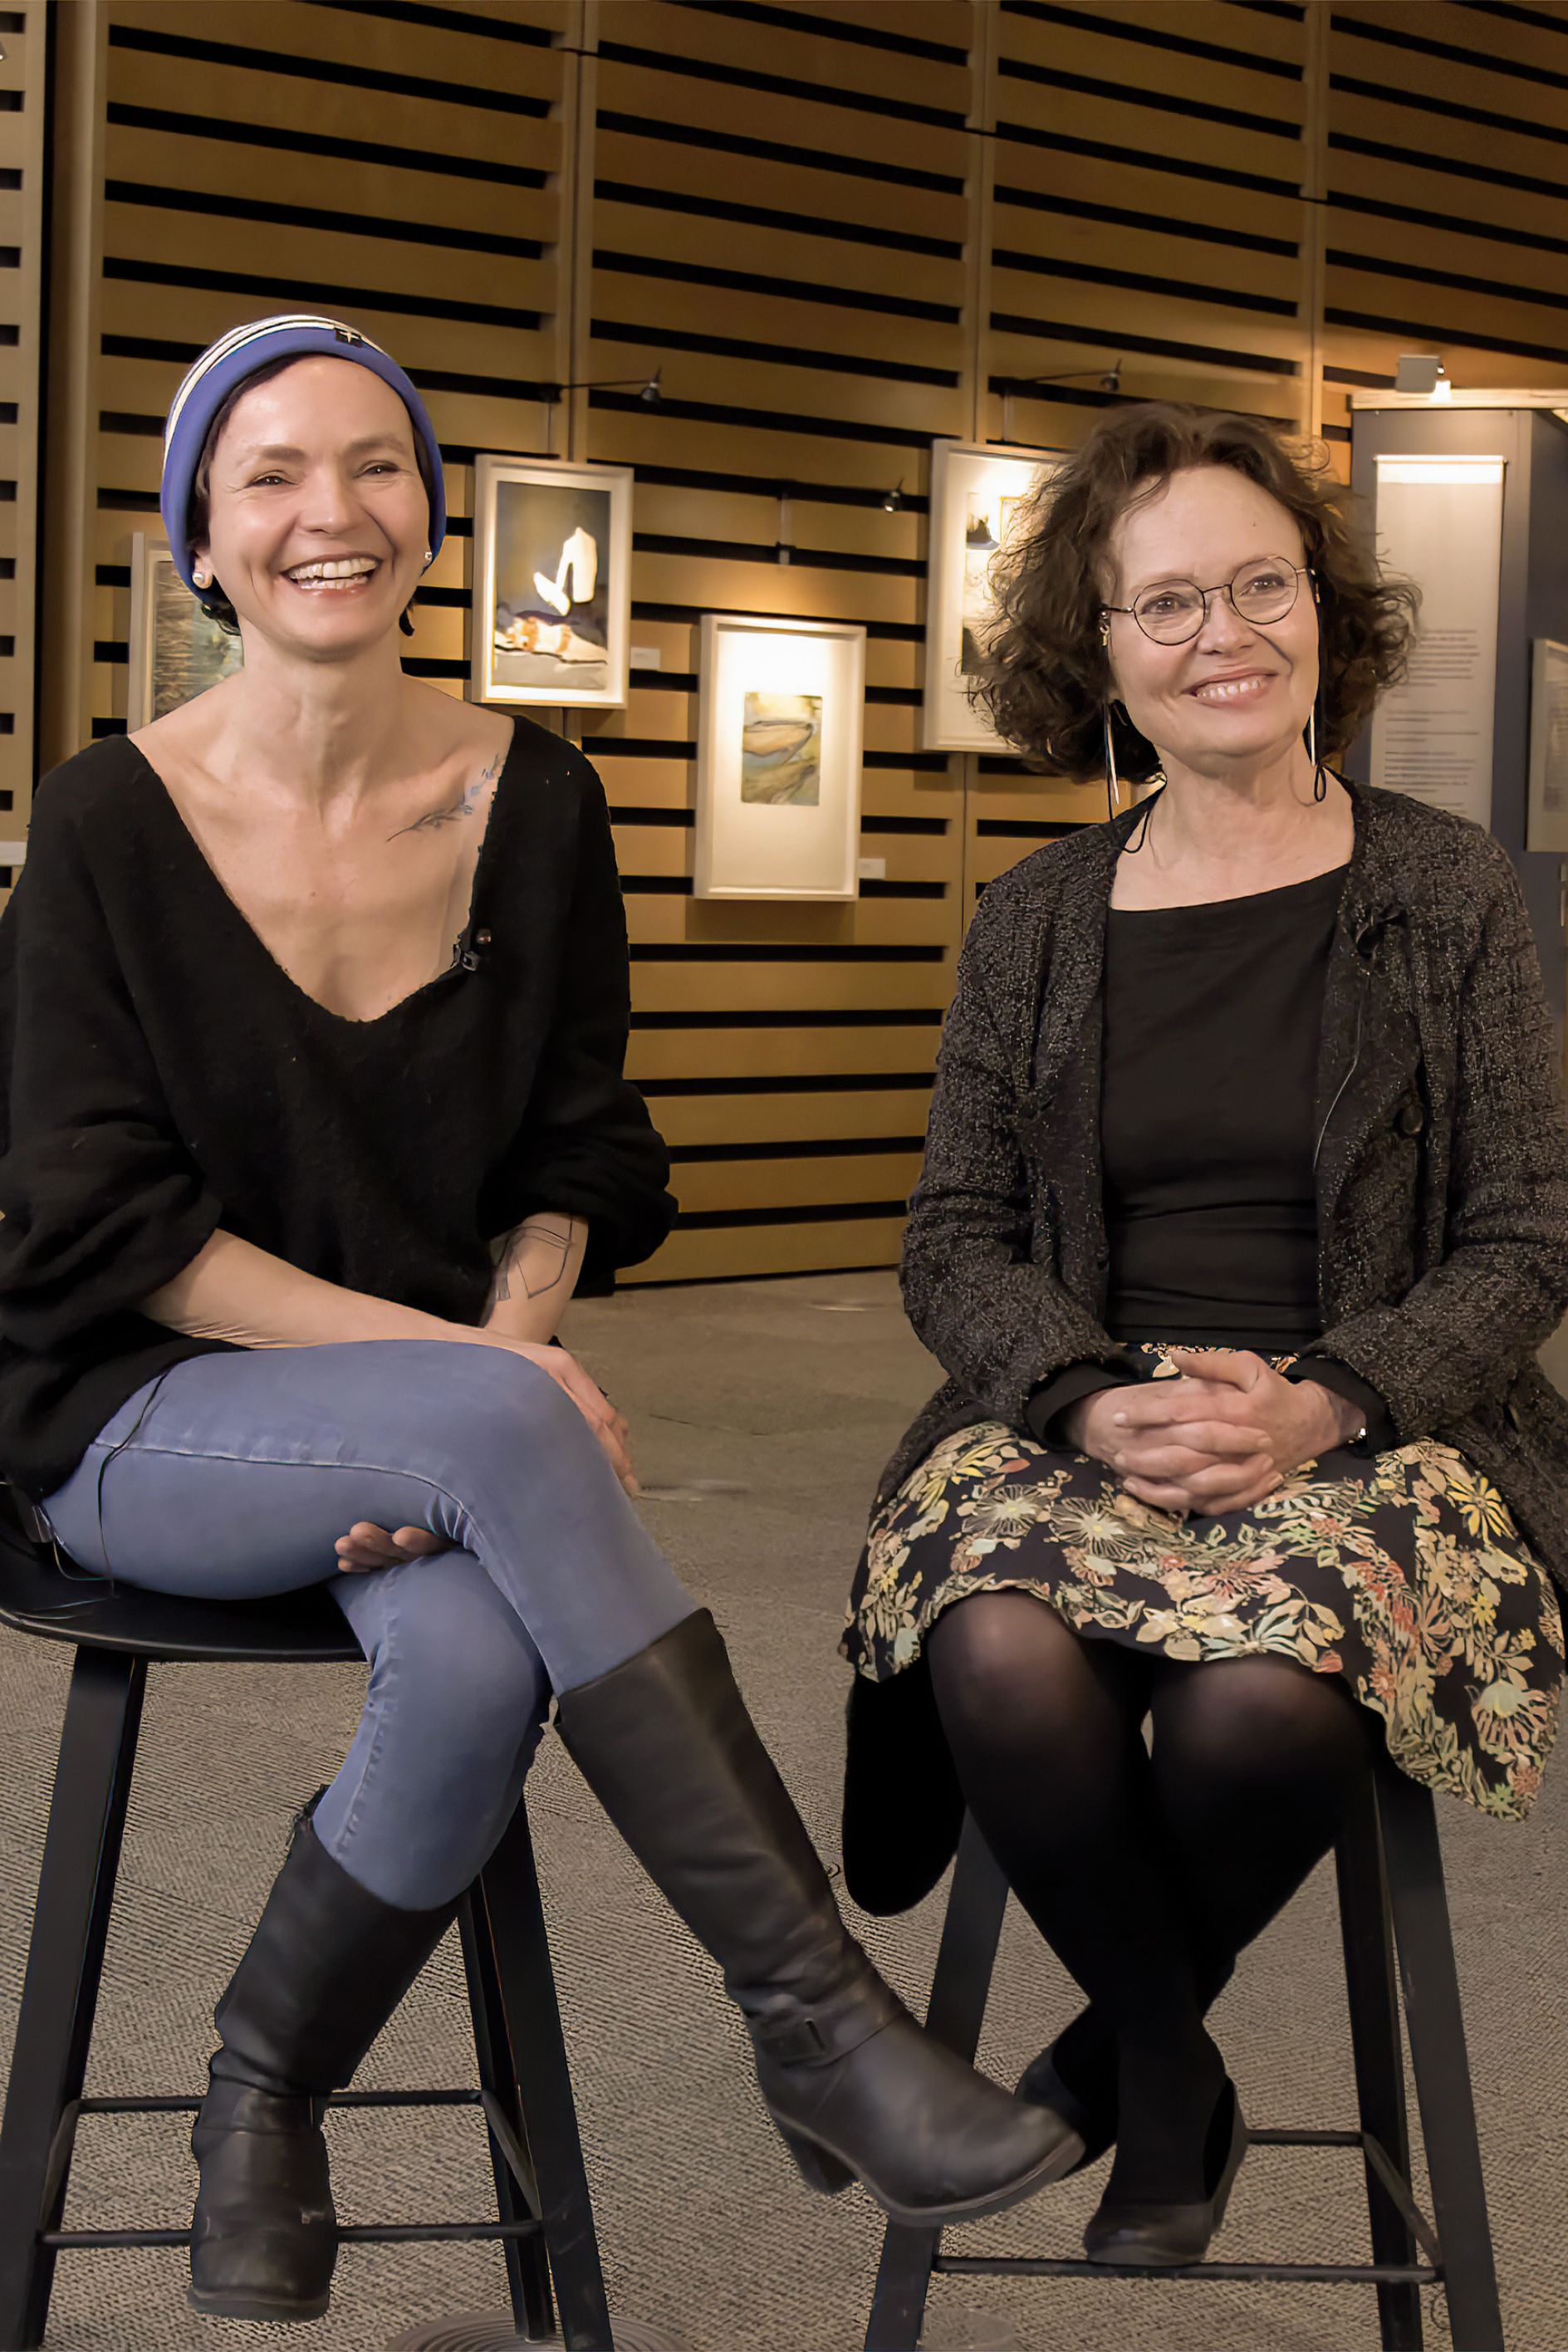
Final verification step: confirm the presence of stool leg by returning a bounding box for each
[1335,1775,1424,2352]
[1376,1766,1504,2352]
[0,1649,145,2352]
[478,1798,615,2352]
[460,1873,556,2343]
[864,1815,1011,2352]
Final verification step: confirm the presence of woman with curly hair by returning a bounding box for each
[840,403,1568,2266]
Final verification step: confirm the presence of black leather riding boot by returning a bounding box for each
[555,1611,1080,2225]
[189,1804,458,2321]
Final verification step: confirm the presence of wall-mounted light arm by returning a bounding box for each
[1000,358,1122,443]
[541,368,663,455]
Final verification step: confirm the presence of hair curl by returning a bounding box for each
[184,353,432,637]
[973,402,1419,784]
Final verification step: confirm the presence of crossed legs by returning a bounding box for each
[926,1588,1370,2205]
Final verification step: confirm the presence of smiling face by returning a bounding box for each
[1103,463,1319,779]
[193,355,429,659]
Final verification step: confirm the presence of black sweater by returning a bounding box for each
[0,721,676,1500]
[1026,863,1394,1451]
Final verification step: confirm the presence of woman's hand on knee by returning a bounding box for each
[335,1522,445,1573]
[475,1335,638,1494]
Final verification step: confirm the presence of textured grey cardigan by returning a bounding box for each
[876,774,1568,1582]
[843,774,1568,1912]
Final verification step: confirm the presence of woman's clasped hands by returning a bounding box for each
[1064,1346,1358,1520]
[334,1333,636,1572]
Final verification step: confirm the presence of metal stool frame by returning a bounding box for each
[865,1762,1505,2352]
[0,1553,619,2352]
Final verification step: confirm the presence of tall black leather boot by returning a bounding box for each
[189,1802,458,2321]
[556,1611,1081,2226]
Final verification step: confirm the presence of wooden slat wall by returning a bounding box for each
[0,3,43,880]
[32,0,1568,1286]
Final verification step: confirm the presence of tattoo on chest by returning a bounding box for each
[488,1217,576,1309]
[389,750,503,841]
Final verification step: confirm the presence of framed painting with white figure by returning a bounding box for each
[127,533,244,731]
[922,439,1056,752]
[470,453,633,709]
[695,613,866,900]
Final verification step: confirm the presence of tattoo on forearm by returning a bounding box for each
[488,1217,577,1310]
[389,751,502,841]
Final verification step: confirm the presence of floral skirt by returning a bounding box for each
[845,1344,1564,1820]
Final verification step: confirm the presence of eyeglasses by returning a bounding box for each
[1101,559,1314,645]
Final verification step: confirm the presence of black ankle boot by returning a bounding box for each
[1083,2075,1247,2267]
[555,1611,1080,2226]
[189,1803,458,2322]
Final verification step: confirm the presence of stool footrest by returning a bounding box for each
[935,2254,1440,2287]
[78,2089,485,2115]
[42,2219,543,2252]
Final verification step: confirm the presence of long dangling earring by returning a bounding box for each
[1103,703,1120,825]
[1306,699,1325,801]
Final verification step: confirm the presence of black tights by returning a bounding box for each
[926,1590,1370,2204]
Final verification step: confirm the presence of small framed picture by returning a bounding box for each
[127,534,244,731]
[470,453,633,709]
[695,612,866,900]
[922,439,1057,753]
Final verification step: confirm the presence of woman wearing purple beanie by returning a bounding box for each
[0,316,1072,2323]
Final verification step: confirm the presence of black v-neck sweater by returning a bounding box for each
[0,720,676,1500]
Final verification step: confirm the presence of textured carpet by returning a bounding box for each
[1,1272,1565,2352]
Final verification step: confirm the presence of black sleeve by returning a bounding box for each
[0,785,223,1350]
[1025,1359,1144,1448]
[482,773,676,1287]
[1282,1359,1398,1455]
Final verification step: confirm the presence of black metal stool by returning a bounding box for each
[865,1765,1506,2352]
[0,1500,620,2352]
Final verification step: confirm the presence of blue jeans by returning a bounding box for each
[39,1341,697,1909]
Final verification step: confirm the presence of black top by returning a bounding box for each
[0,721,676,1501]
[1027,860,1394,1450]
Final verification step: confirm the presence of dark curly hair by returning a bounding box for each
[185,353,433,637]
[973,403,1419,784]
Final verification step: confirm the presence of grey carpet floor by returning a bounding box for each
[2,1271,1565,2352]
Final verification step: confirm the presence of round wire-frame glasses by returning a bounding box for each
[1101,558,1314,645]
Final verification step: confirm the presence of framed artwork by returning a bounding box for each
[127,534,243,730]
[922,439,1056,753]
[470,453,633,709]
[695,612,866,900]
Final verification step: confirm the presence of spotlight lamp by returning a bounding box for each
[880,479,904,512]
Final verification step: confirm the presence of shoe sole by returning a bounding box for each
[189,2286,331,2322]
[778,2114,1089,2227]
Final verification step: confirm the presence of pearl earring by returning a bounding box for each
[193,567,212,590]
[423,547,433,568]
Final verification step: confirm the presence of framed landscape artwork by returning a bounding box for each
[470,453,633,709]
[922,439,1056,753]
[695,612,866,900]
[127,534,243,730]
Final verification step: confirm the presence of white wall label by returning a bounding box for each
[1368,453,1506,829]
[629,645,662,669]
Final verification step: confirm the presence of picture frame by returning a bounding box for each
[470,453,634,709]
[922,438,1057,753]
[694,612,866,901]
[126,532,244,731]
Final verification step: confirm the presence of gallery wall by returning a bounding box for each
[19,0,1568,1283]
